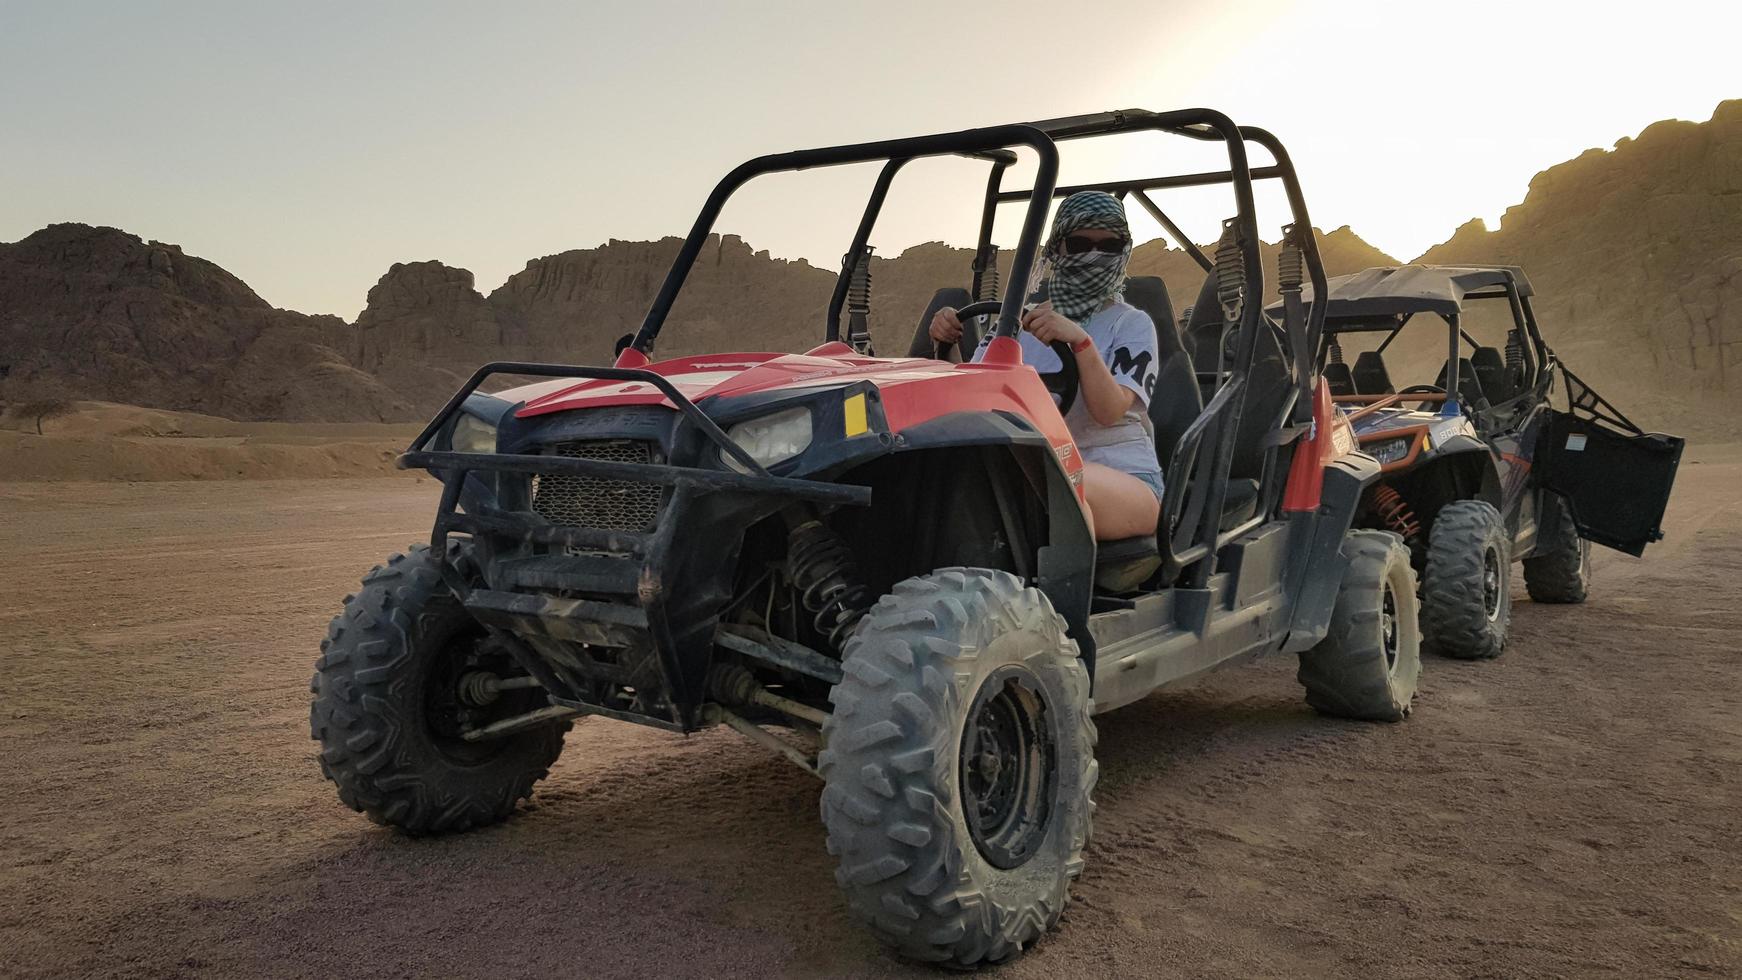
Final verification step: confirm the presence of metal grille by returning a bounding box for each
[531,440,662,532]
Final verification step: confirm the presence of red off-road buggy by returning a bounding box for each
[1284,266,1683,660]
[311,109,1423,966]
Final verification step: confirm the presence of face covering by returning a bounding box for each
[1043,191,1133,323]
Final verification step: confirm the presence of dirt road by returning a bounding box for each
[4,449,1740,979]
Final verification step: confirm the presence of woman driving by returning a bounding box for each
[931,191,1162,540]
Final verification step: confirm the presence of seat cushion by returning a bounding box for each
[1095,534,1161,593]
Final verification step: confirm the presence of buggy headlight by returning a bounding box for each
[450,413,499,454]
[724,407,812,473]
[1366,436,1412,465]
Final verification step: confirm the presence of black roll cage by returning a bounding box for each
[623,109,1332,590]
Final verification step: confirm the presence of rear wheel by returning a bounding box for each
[1523,494,1591,603]
[309,543,568,835]
[1420,500,1512,660]
[819,568,1094,967]
[1298,530,1422,721]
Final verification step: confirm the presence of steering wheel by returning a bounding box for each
[1397,383,1446,410]
[936,300,1080,415]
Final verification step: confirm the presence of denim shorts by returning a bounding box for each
[1131,469,1165,505]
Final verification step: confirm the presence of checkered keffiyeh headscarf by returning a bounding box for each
[1044,191,1132,322]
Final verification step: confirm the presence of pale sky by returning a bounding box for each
[3,0,1737,319]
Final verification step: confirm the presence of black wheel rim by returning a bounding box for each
[959,665,1057,870]
[1381,582,1400,675]
[423,632,542,765]
[1482,546,1503,621]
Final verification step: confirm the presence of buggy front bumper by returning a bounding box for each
[398,362,870,732]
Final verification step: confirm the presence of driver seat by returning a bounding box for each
[1353,351,1394,395]
[1093,276,1182,592]
[1470,346,1510,403]
[1435,356,1489,412]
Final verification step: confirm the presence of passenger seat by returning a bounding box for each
[1323,360,1356,397]
[905,287,975,359]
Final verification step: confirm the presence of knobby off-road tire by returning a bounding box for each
[1299,530,1422,721]
[1523,494,1591,604]
[1420,500,1512,660]
[819,568,1095,967]
[310,543,568,835]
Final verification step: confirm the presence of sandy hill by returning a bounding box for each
[1,101,1736,435]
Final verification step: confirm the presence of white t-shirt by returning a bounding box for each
[978,300,1162,478]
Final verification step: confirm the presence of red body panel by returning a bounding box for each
[1283,378,1358,513]
[501,348,1087,502]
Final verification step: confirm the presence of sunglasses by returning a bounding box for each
[1061,234,1129,256]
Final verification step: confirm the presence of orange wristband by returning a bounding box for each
[1069,336,1095,355]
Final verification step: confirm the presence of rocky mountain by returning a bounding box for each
[0,224,410,421]
[1,100,1735,427]
[1418,100,1741,418]
[338,227,1391,417]
[1126,224,1399,316]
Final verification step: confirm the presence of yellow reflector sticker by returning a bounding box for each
[843,394,868,437]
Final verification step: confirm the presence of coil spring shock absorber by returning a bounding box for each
[1213,218,1245,323]
[973,243,1001,303]
[1505,328,1525,389]
[787,520,870,650]
[1369,484,1422,546]
[1329,338,1346,366]
[1211,219,1245,376]
[845,245,874,354]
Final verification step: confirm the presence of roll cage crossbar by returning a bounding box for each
[629,110,1326,355]
[629,125,1062,355]
[625,109,1330,589]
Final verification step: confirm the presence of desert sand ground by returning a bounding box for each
[0,402,418,481]
[2,445,1739,979]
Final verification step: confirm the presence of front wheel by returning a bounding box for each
[1420,500,1512,660]
[309,543,569,835]
[1298,530,1422,721]
[819,568,1095,967]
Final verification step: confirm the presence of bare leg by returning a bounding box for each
[1081,461,1161,541]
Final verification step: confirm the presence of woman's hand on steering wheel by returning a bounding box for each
[1018,301,1088,348]
[938,299,1080,415]
[930,302,991,361]
[928,306,964,347]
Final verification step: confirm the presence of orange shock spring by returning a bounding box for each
[1369,484,1422,544]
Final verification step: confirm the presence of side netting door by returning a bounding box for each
[1534,364,1684,557]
